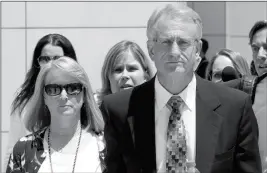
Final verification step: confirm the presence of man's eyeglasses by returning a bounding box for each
[44,83,83,96]
[37,56,62,65]
[154,37,197,52]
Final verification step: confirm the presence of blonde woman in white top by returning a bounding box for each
[5,33,78,169]
[6,56,105,173]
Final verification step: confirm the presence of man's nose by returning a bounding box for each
[170,41,182,57]
[257,47,267,61]
[121,69,130,81]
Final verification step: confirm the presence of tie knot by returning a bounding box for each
[167,96,183,111]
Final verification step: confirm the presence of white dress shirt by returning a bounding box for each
[155,75,196,172]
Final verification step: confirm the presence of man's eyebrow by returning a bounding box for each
[251,42,267,46]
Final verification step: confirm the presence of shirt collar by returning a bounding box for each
[154,74,196,111]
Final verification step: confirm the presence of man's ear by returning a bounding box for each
[147,40,155,60]
[193,54,202,71]
[196,39,202,56]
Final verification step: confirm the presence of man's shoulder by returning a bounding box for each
[102,78,154,107]
[101,86,138,120]
[102,87,134,107]
[200,78,248,103]
[223,78,242,89]
[101,80,154,119]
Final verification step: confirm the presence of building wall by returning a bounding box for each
[0,1,178,170]
[189,1,267,63]
[1,1,267,171]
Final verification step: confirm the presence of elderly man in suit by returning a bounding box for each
[101,3,262,173]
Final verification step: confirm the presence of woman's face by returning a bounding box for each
[44,68,84,121]
[109,51,147,93]
[211,55,234,83]
[38,44,64,66]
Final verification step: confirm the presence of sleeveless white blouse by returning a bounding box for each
[38,131,103,173]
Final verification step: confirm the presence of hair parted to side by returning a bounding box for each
[97,40,152,104]
[146,3,203,41]
[12,33,77,116]
[23,56,104,134]
[249,20,267,45]
[205,48,251,80]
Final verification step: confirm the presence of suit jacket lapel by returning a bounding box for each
[131,76,157,172]
[129,75,223,173]
[127,116,135,148]
[195,76,223,173]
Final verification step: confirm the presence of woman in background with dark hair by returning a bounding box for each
[4,33,78,169]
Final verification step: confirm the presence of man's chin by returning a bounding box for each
[174,67,186,73]
[164,66,185,73]
[58,109,75,116]
[119,87,133,91]
[170,67,186,74]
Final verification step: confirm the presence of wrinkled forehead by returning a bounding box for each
[155,18,200,40]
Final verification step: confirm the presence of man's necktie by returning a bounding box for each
[166,96,187,173]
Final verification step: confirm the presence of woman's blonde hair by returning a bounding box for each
[23,56,104,134]
[97,40,152,104]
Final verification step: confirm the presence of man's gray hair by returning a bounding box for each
[147,3,203,41]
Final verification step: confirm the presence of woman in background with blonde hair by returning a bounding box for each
[7,56,105,173]
[206,48,251,83]
[96,40,156,104]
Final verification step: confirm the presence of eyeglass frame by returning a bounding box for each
[37,55,63,66]
[153,36,199,52]
[44,83,84,96]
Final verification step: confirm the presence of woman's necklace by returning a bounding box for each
[48,124,82,173]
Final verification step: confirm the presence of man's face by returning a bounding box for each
[149,19,201,77]
[251,28,267,76]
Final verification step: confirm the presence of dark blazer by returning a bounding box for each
[101,75,262,173]
[223,74,267,104]
[223,78,242,90]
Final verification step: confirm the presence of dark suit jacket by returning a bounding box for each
[100,75,262,173]
[223,78,242,90]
